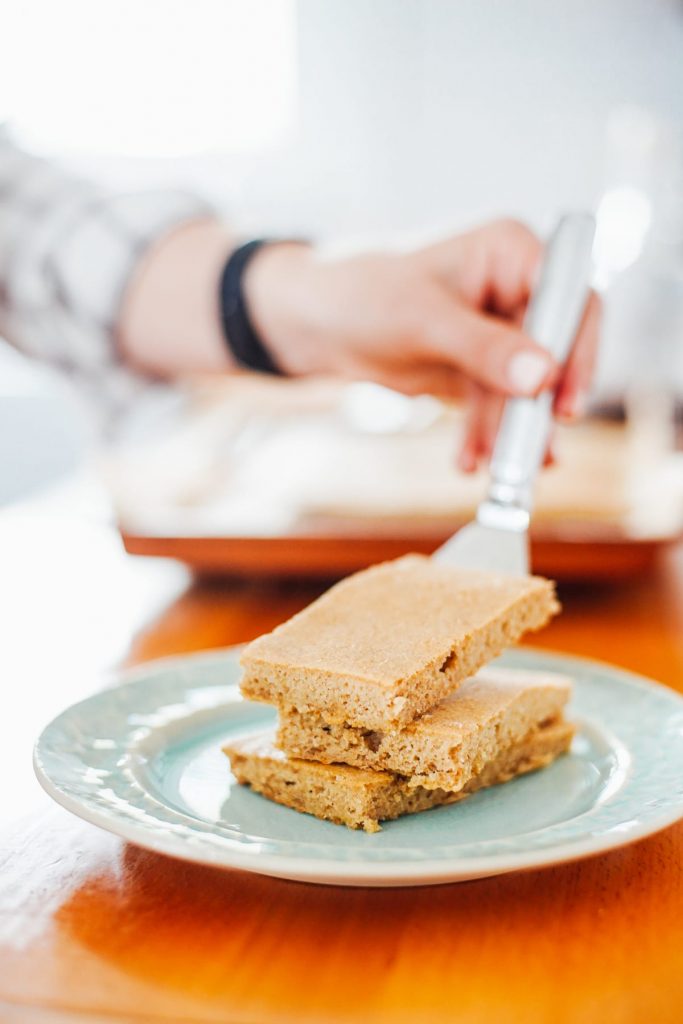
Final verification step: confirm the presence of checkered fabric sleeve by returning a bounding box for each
[0,128,215,417]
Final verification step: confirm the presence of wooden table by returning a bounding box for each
[3,489,683,1024]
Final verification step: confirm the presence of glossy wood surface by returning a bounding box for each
[3,492,683,1023]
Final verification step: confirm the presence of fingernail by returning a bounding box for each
[458,448,477,473]
[507,351,551,395]
[571,391,587,418]
[557,390,586,421]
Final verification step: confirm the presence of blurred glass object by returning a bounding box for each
[594,105,683,422]
[0,0,296,157]
[593,107,661,290]
[593,185,652,287]
[592,105,683,532]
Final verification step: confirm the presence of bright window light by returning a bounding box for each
[0,0,296,157]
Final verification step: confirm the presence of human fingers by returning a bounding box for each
[422,288,559,398]
[458,387,556,473]
[419,219,543,317]
[458,388,504,472]
[553,291,601,419]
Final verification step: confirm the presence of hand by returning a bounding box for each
[245,221,600,470]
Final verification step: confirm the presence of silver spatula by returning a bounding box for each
[435,212,596,575]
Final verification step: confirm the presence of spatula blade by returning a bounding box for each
[433,505,530,576]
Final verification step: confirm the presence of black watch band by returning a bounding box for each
[219,239,282,375]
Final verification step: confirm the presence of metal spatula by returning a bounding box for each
[434,212,596,575]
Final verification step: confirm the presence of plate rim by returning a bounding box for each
[33,646,683,886]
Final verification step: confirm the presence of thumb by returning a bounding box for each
[424,297,558,397]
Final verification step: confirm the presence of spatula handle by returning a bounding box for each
[486,213,596,514]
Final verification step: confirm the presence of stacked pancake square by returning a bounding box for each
[225,555,573,831]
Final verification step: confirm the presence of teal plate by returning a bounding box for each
[34,647,683,887]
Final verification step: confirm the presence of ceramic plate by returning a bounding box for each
[34,647,683,887]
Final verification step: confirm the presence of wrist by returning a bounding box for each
[242,241,326,376]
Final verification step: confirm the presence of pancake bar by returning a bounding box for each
[240,555,559,730]
[276,666,572,791]
[224,719,574,833]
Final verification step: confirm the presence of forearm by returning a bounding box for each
[117,218,238,377]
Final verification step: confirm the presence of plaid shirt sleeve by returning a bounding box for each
[0,127,216,417]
